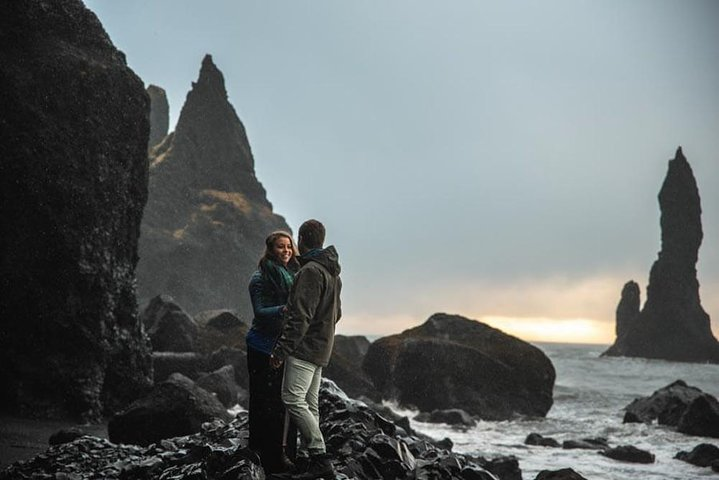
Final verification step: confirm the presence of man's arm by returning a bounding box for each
[271,267,323,362]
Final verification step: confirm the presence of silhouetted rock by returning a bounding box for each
[623,379,704,425]
[147,84,169,149]
[603,148,719,363]
[615,281,640,339]
[196,365,241,408]
[562,437,609,450]
[599,445,655,463]
[325,334,381,401]
[137,54,290,316]
[675,443,719,468]
[677,394,719,438]
[108,373,231,446]
[415,409,477,427]
[0,0,152,420]
[363,313,555,420]
[148,306,198,352]
[525,433,560,447]
[196,309,244,331]
[48,428,85,446]
[534,469,587,480]
[152,351,209,382]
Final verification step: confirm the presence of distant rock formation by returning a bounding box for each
[137,55,290,316]
[147,84,169,148]
[363,313,556,420]
[0,0,152,420]
[603,148,719,363]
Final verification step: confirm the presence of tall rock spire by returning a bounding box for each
[603,148,719,363]
[137,55,290,316]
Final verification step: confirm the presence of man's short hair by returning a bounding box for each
[299,219,325,250]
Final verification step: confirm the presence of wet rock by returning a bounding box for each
[599,445,655,463]
[363,313,555,420]
[48,429,85,446]
[473,455,521,480]
[415,409,477,427]
[562,437,609,450]
[603,148,719,363]
[0,0,152,420]
[147,84,169,149]
[675,443,719,467]
[534,469,587,480]
[137,54,291,317]
[325,335,381,401]
[141,295,198,352]
[152,351,209,383]
[194,310,248,354]
[196,365,241,408]
[677,394,719,438]
[623,379,704,425]
[525,433,560,447]
[208,347,249,389]
[108,373,231,446]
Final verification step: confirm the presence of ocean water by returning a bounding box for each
[389,342,719,480]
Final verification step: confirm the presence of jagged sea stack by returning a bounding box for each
[137,55,290,316]
[0,1,153,419]
[603,148,719,363]
[147,84,169,149]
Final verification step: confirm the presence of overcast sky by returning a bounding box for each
[85,0,719,343]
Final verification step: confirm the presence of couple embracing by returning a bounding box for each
[245,219,342,479]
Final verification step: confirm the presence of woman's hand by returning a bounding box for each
[269,354,283,369]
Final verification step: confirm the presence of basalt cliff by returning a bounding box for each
[0,0,152,420]
[137,55,290,317]
[603,148,719,363]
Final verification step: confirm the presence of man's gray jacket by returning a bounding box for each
[272,246,342,367]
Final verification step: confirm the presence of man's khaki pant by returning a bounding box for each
[281,356,325,454]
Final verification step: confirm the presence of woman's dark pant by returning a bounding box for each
[247,346,296,470]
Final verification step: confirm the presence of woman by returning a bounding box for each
[246,231,299,473]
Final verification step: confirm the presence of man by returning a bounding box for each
[270,219,341,479]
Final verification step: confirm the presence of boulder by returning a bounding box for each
[141,295,198,352]
[623,379,704,425]
[137,54,291,317]
[194,310,248,354]
[108,373,231,446]
[48,428,85,446]
[415,409,477,427]
[196,365,241,408]
[562,437,609,450]
[603,148,719,363]
[325,334,381,401]
[0,0,152,420]
[675,443,719,468]
[599,445,655,463]
[152,351,209,382]
[534,469,587,480]
[363,313,555,420]
[677,394,719,438]
[525,433,560,447]
[208,347,249,389]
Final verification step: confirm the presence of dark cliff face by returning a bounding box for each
[604,148,719,363]
[137,55,290,317]
[147,84,169,149]
[0,0,153,419]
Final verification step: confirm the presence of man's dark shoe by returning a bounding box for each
[295,453,334,479]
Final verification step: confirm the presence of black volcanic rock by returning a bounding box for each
[0,0,152,420]
[603,148,719,363]
[108,373,231,446]
[137,55,290,316]
[615,281,640,339]
[623,379,704,425]
[599,445,655,464]
[363,313,555,420]
[675,443,719,468]
[147,84,169,148]
[325,335,381,401]
[525,433,560,447]
[534,468,587,480]
[676,394,719,438]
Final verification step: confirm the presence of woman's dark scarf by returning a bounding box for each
[259,257,296,298]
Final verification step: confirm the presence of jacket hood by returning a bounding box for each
[300,245,341,276]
